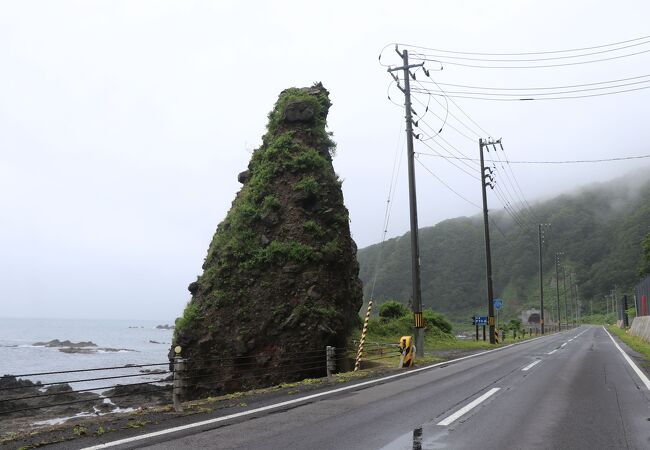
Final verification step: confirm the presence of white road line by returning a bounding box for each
[81,336,552,449]
[560,343,567,348]
[547,349,557,355]
[603,326,650,391]
[522,360,541,371]
[436,388,501,426]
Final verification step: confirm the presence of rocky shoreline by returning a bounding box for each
[32,339,136,354]
[0,375,171,434]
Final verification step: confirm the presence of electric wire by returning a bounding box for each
[428,74,650,91]
[396,35,650,56]
[413,78,650,97]
[410,87,478,143]
[407,38,650,62]
[416,134,480,180]
[411,85,650,101]
[415,159,480,209]
[0,371,171,392]
[488,144,538,226]
[368,120,405,301]
[413,152,650,164]
[0,379,171,404]
[1,362,170,379]
[410,48,650,69]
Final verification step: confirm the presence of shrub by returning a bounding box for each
[379,301,409,320]
[293,176,319,195]
[423,309,453,334]
[303,220,325,237]
[174,301,203,339]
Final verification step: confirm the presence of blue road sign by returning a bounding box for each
[473,316,488,326]
[493,298,503,310]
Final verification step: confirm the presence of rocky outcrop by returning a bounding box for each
[33,340,97,348]
[32,340,135,354]
[172,83,363,399]
[102,384,171,409]
[0,376,102,420]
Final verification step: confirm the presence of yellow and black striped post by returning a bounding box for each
[494,329,500,344]
[355,300,373,371]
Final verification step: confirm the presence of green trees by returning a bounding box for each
[358,176,650,322]
[639,233,650,277]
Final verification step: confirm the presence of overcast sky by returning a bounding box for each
[1,1,649,320]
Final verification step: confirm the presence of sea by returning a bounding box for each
[0,317,175,392]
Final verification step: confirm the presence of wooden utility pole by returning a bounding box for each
[538,224,550,334]
[387,48,425,357]
[555,252,563,330]
[562,265,569,328]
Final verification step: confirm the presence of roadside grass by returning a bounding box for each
[607,325,650,363]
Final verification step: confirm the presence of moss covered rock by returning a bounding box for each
[172,83,363,398]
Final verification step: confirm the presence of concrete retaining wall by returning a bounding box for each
[629,316,650,343]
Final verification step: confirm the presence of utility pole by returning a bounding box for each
[562,265,569,328]
[568,271,575,327]
[387,48,425,357]
[479,138,498,344]
[573,280,582,324]
[555,252,563,330]
[538,224,551,334]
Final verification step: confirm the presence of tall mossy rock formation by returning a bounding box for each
[172,83,363,398]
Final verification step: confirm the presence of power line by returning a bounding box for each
[412,84,650,100]
[395,35,650,56]
[415,134,480,180]
[410,48,650,69]
[413,78,650,97]
[420,71,491,136]
[427,74,650,92]
[407,39,650,63]
[415,158,480,209]
[414,152,650,164]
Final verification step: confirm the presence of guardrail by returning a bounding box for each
[0,344,400,422]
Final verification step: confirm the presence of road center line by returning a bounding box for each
[547,349,557,355]
[522,360,541,371]
[437,388,500,426]
[560,343,567,348]
[603,326,650,391]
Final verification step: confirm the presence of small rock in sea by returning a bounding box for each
[155,324,175,330]
[33,339,97,348]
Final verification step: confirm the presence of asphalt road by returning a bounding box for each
[86,326,650,449]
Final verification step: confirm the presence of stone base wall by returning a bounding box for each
[629,316,650,343]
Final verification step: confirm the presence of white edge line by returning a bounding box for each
[602,326,650,391]
[436,388,500,426]
[521,360,541,371]
[560,343,567,347]
[81,334,550,450]
[547,349,557,355]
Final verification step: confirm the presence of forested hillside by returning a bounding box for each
[357,173,650,323]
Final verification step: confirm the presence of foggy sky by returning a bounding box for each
[1,1,649,320]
